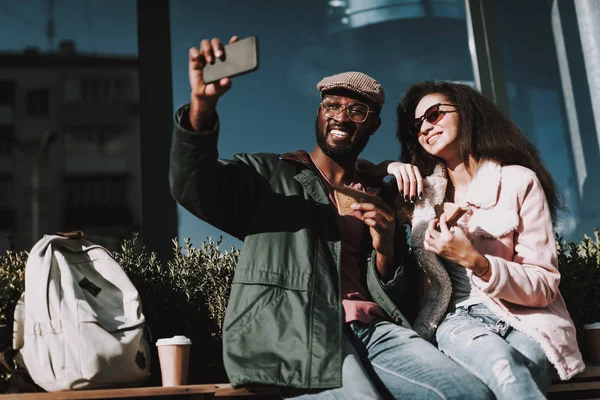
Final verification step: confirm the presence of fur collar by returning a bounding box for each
[463,159,502,209]
[424,159,502,209]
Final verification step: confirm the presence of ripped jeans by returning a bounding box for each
[436,304,551,400]
[282,319,493,400]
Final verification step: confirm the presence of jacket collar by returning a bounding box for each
[280,150,313,167]
[434,159,502,209]
[280,150,379,196]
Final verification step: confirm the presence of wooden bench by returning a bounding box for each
[548,364,600,400]
[1,365,599,399]
[0,384,280,399]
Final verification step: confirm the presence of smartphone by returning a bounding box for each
[203,36,259,84]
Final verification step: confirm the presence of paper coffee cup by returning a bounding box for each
[156,335,192,386]
[583,323,600,365]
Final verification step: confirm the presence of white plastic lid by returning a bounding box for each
[583,323,600,329]
[156,335,192,346]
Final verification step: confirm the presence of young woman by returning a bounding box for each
[384,81,584,399]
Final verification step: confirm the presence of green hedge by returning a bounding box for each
[116,233,239,386]
[556,229,600,359]
[0,248,26,390]
[1,230,599,390]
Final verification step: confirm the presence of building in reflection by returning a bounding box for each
[0,40,141,251]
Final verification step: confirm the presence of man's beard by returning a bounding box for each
[315,118,370,163]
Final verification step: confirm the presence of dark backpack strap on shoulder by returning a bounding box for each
[1,349,43,393]
[56,231,84,239]
[0,349,16,374]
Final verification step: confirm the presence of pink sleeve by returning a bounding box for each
[471,172,561,307]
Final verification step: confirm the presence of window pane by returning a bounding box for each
[27,89,50,117]
[0,81,15,104]
[170,0,475,246]
[495,0,599,239]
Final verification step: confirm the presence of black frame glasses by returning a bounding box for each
[410,103,458,135]
[320,101,376,123]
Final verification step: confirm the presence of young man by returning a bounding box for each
[169,36,492,399]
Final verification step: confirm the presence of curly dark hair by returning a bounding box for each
[396,80,563,223]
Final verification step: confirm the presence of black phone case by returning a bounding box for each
[203,36,259,84]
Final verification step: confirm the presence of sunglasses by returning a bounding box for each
[410,103,458,135]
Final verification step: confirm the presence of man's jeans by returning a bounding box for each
[282,319,493,400]
[436,304,551,400]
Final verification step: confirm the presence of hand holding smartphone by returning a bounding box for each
[203,36,259,84]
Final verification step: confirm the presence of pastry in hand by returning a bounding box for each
[434,202,467,227]
[332,184,386,216]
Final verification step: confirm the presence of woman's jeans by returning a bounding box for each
[282,319,493,400]
[436,304,552,400]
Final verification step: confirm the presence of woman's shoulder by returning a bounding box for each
[498,164,544,201]
[500,164,538,184]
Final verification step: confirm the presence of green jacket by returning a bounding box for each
[169,106,415,389]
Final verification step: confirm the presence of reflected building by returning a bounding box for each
[0,40,141,252]
[164,0,600,245]
[282,0,600,239]
[287,0,473,99]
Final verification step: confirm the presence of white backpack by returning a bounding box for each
[12,232,151,391]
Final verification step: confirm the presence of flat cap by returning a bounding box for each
[317,71,385,109]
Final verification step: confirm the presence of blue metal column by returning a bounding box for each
[464,0,509,113]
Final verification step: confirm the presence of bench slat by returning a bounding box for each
[549,381,600,393]
[2,365,599,399]
[0,384,221,399]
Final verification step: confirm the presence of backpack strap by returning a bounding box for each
[56,231,84,239]
[0,349,16,374]
[1,349,43,393]
[24,235,79,323]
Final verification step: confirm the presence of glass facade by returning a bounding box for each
[495,0,578,234]
[170,0,476,247]
[0,0,598,251]
[494,0,598,239]
[170,0,600,247]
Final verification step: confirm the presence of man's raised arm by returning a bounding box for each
[169,35,259,239]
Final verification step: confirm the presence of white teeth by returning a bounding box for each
[330,129,348,138]
[427,134,441,145]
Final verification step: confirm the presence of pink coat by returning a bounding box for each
[408,160,584,380]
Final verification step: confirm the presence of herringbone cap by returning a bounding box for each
[317,71,385,109]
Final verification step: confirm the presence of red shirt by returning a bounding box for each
[333,189,386,323]
[308,154,385,323]
[309,163,386,324]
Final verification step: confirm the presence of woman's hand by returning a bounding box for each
[386,162,423,203]
[423,215,490,278]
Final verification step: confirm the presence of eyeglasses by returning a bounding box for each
[410,103,458,135]
[320,101,376,123]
